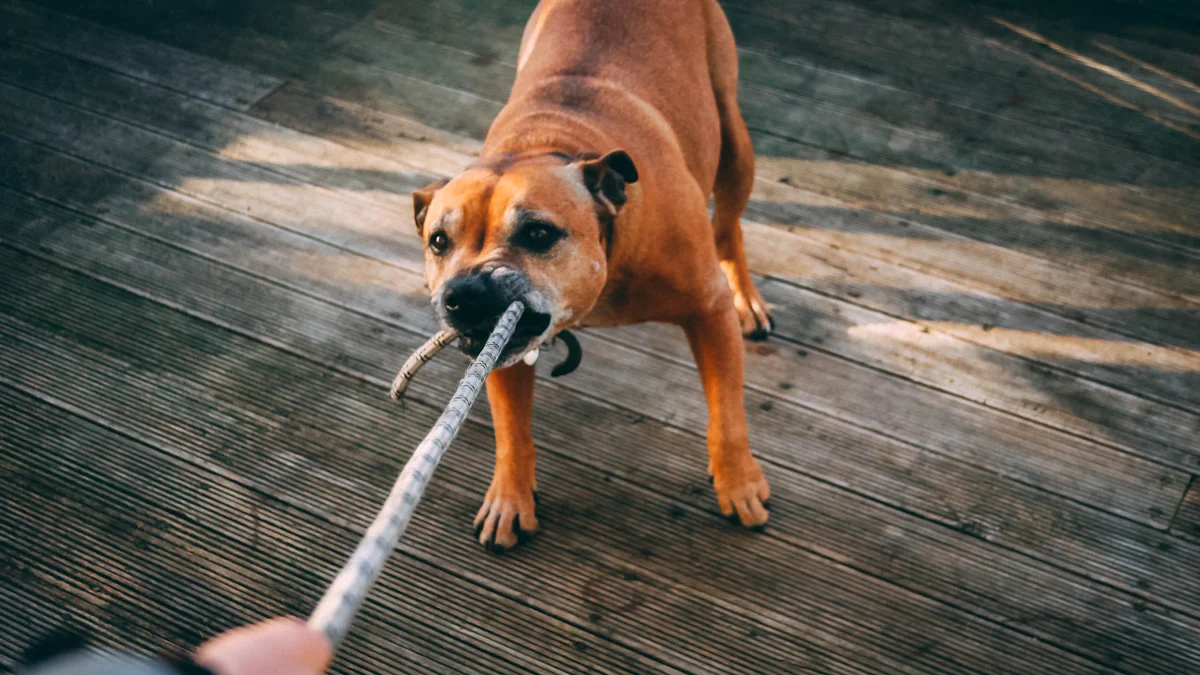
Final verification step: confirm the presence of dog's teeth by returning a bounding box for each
[523,349,540,366]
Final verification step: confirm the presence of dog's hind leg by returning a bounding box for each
[706,5,773,340]
[684,300,771,527]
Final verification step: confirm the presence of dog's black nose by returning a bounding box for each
[442,272,506,329]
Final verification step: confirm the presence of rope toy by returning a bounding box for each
[389,326,583,402]
[308,301,524,650]
[389,327,461,400]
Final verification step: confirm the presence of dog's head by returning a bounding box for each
[413,150,637,367]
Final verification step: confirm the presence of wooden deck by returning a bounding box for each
[1,0,1198,672]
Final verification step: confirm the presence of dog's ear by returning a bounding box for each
[412,179,449,235]
[577,150,638,217]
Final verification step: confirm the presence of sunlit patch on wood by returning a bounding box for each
[849,320,1200,372]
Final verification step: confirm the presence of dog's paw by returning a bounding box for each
[474,480,539,552]
[712,457,771,528]
[733,286,774,341]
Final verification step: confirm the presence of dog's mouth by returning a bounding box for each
[457,309,553,364]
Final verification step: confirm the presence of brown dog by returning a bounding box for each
[413,0,772,550]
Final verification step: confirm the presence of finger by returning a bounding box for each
[196,617,332,675]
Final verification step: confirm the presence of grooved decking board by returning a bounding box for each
[5,0,1197,344]
[0,386,687,675]
[15,0,1198,256]
[139,1,1200,336]
[0,112,1184,524]
[0,60,1193,491]
[1174,479,1200,544]
[3,0,1199,672]
[0,249,1134,675]
[4,183,1200,674]
[247,81,1200,417]
[0,1,282,110]
[317,0,1200,236]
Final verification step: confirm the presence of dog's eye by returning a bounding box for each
[429,231,451,255]
[516,222,565,253]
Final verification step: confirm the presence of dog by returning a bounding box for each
[412,0,773,550]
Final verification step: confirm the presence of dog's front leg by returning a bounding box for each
[684,301,771,527]
[475,362,540,551]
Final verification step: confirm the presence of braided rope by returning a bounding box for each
[308,301,525,650]
[389,327,461,400]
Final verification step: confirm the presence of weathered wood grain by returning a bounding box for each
[19,0,1196,258]
[6,181,1200,674]
[6,6,1196,353]
[827,0,1200,55]
[250,85,1200,415]
[737,218,1200,412]
[5,65,1195,493]
[1,251,1132,675]
[0,123,1182,525]
[1173,478,1200,544]
[340,0,1200,167]
[0,385,690,675]
[619,279,1200,472]
[326,0,1200,231]
[0,1,281,110]
[4,1,1199,672]
[204,9,1200,337]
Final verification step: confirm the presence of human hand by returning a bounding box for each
[194,618,331,675]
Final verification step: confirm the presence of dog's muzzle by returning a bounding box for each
[435,266,554,366]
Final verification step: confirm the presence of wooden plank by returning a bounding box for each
[737,217,1200,413]
[0,1,282,110]
[313,15,1200,301]
[2,45,1196,431]
[0,251,1129,675]
[734,80,1200,229]
[723,0,1200,127]
[0,3,1195,667]
[749,151,1200,286]
[825,0,1200,59]
[0,36,1190,485]
[744,162,1200,352]
[252,86,1200,415]
[763,277,1200,471]
[1174,478,1200,544]
[317,6,1200,221]
[254,81,482,159]
[5,183,1200,672]
[7,0,1197,338]
[0,60,1190,489]
[319,0,1200,226]
[201,11,1200,324]
[0,81,430,264]
[21,0,1200,263]
[350,0,1200,165]
[0,123,1183,527]
[0,385,688,675]
[0,577,109,672]
[0,40,461,189]
[731,29,1200,159]
[0,296,866,675]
